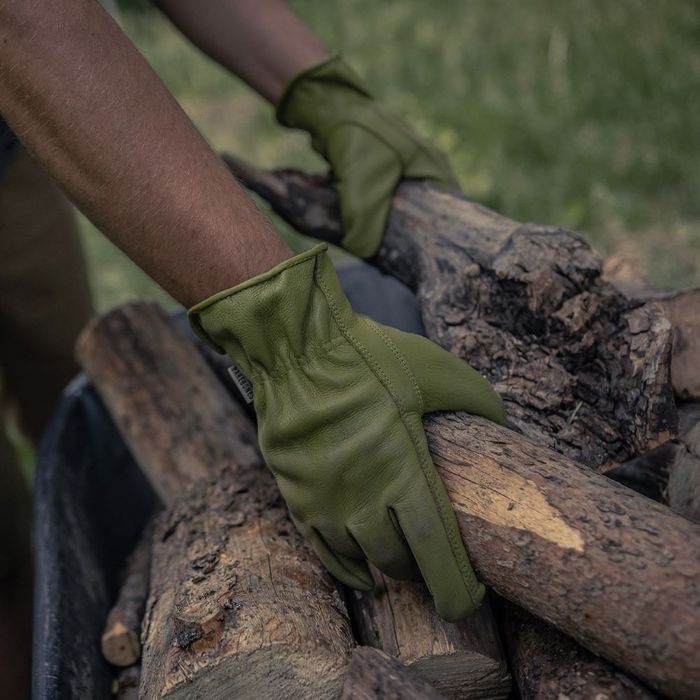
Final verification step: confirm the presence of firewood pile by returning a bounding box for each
[76,161,700,699]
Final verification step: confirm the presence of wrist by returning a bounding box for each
[189,244,353,377]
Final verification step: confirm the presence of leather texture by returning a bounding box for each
[189,244,505,621]
[276,56,460,259]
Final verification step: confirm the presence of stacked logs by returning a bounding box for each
[77,164,700,699]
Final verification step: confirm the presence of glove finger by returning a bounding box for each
[348,508,421,581]
[382,326,506,424]
[393,475,484,621]
[305,527,374,591]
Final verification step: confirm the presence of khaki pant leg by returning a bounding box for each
[0,146,94,443]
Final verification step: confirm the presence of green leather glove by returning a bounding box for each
[189,244,505,621]
[276,56,460,259]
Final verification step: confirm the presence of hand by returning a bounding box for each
[190,244,505,621]
[276,56,460,259]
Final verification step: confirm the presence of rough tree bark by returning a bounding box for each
[498,602,654,700]
[77,304,354,699]
[222,155,676,470]
[221,157,700,699]
[341,647,446,700]
[603,256,700,402]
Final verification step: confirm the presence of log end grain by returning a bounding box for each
[102,623,140,668]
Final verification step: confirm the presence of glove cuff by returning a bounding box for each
[188,244,355,379]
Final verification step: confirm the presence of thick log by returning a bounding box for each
[341,647,445,700]
[426,412,700,699]
[222,155,676,470]
[348,576,510,699]
[101,520,153,667]
[77,303,354,699]
[142,465,352,699]
[222,158,700,698]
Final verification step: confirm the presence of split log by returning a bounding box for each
[101,520,154,667]
[222,157,700,699]
[77,303,354,699]
[341,647,445,700]
[348,577,510,699]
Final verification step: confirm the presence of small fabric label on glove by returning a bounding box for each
[227,364,254,404]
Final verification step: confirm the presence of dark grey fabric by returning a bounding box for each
[336,259,425,336]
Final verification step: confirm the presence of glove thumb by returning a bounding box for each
[383,327,506,424]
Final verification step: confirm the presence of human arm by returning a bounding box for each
[156,0,461,258]
[0,0,291,306]
[0,0,504,621]
[155,0,328,104]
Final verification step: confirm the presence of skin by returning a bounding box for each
[0,0,317,306]
[0,1,329,694]
[157,0,329,104]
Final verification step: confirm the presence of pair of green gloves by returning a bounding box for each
[189,56,505,621]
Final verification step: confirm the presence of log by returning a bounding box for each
[221,158,700,698]
[341,647,446,700]
[77,303,354,699]
[667,402,700,522]
[113,665,140,700]
[222,155,677,470]
[101,520,154,667]
[142,464,353,699]
[196,319,513,698]
[426,412,700,699]
[347,576,510,699]
[604,256,700,401]
[608,402,700,521]
[499,603,654,699]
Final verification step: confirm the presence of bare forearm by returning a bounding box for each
[156,0,328,104]
[0,0,291,306]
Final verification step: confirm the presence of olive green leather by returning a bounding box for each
[276,56,460,259]
[189,244,505,621]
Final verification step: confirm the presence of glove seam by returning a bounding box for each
[314,270,479,604]
[363,319,424,414]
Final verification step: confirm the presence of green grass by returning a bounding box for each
[83,0,700,310]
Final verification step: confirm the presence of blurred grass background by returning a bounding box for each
[82,0,700,311]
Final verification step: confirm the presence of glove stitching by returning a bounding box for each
[363,319,424,414]
[314,271,478,603]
